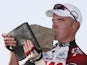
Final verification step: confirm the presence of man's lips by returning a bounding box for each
[53,28,58,32]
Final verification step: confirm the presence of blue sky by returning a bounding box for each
[0,0,87,65]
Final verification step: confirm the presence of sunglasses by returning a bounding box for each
[53,4,77,21]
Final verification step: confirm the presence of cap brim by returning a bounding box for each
[46,9,71,17]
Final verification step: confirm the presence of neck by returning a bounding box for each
[58,34,75,43]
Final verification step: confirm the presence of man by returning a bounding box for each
[2,3,87,65]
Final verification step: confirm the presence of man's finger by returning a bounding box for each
[23,41,30,56]
[5,43,16,47]
[4,37,15,41]
[28,40,34,51]
[23,43,28,56]
[2,33,11,37]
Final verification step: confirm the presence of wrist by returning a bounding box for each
[34,52,43,61]
[27,50,42,62]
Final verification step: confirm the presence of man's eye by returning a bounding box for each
[57,19,64,21]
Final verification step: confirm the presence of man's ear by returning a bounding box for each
[73,21,80,30]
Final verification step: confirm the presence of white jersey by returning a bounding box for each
[43,45,69,65]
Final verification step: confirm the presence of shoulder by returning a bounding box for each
[67,44,87,65]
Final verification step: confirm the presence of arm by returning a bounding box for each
[8,52,19,65]
[2,33,19,65]
[2,33,43,65]
[23,40,45,64]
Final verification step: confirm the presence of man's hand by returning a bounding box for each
[23,40,35,56]
[2,33,16,47]
[2,33,19,65]
[23,40,42,61]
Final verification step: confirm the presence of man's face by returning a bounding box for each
[52,14,74,41]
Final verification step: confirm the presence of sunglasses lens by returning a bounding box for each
[53,4,65,10]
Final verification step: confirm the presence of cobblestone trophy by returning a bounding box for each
[7,22,54,61]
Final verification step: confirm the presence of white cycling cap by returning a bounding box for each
[46,3,82,24]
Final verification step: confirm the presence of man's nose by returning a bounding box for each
[52,23,58,29]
